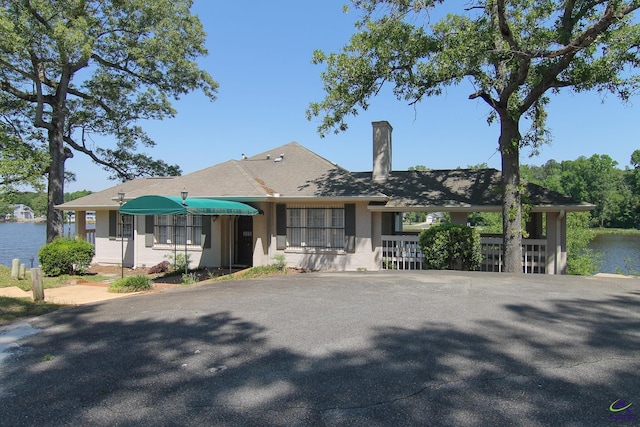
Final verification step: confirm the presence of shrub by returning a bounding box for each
[418,224,482,271]
[566,212,600,275]
[149,260,170,274]
[108,275,152,293]
[181,272,197,285]
[164,253,191,272]
[38,237,95,276]
[271,253,286,272]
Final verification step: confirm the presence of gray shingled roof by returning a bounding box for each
[352,169,593,211]
[58,142,385,209]
[57,143,593,212]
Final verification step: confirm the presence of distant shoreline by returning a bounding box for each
[1,218,96,224]
[0,218,46,223]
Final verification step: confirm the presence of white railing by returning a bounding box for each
[382,235,424,270]
[86,229,96,245]
[479,237,546,274]
[381,235,547,274]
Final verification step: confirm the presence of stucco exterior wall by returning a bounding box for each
[277,201,379,271]
[93,210,125,266]
[130,215,206,270]
[93,211,220,269]
[252,202,271,267]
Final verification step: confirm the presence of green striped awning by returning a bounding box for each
[119,195,259,216]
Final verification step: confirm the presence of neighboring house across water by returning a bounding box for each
[6,204,35,221]
[57,121,594,274]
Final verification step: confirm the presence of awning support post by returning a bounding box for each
[229,217,233,274]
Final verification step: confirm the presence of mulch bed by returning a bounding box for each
[85,264,309,286]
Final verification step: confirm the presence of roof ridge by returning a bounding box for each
[231,160,271,195]
[247,141,347,170]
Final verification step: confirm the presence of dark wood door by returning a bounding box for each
[236,216,253,267]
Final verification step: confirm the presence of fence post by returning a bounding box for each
[30,268,44,302]
[11,258,19,279]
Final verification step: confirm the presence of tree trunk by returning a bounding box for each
[500,117,523,273]
[46,124,67,243]
[45,69,75,244]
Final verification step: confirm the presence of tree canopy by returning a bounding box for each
[0,0,218,241]
[309,0,640,272]
[0,93,49,190]
[522,152,640,228]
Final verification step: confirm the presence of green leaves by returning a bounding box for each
[0,0,217,181]
[0,96,49,191]
[418,223,483,271]
[0,0,220,240]
[310,1,640,140]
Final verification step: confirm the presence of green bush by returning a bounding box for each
[566,212,600,275]
[164,252,192,272]
[271,253,286,272]
[108,275,153,293]
[418,224,482,271]
[38,237,95,276]
[181,272,197,285]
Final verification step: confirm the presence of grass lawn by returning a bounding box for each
[0,265,112,291]
[592,227,640,235]
[0,297,67,325]
[0,265,102,324]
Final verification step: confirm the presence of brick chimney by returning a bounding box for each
[372,121,392,182]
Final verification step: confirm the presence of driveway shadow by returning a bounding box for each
[1,282,638,426]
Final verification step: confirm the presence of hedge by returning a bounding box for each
[38,237,95,276]
[418,223,482,271]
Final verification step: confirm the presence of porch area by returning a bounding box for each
[381,235,549,274]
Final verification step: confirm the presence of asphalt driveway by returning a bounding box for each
[1,271,639,426]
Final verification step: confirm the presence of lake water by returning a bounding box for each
[0,222,638,273]
[0,222,91,268]
[588,233,640,274]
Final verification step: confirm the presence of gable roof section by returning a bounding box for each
[236,142,385,198]
[57,142,387,210]
[57,176,178,210]
[357,169,593,212]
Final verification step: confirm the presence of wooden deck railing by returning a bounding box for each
[381,235,547,274]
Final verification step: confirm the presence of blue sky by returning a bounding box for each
[66,1,639,193]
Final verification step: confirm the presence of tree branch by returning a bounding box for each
[23,0,52,31]
[90,53,158,86]
[519,1,640,115]
[0,79,40,104]
[469,90,500,110]
[0,58,38,82]
[63,134,130,177]
[29,50,54,131]
[496,0,519,51]
[548,2,639,59]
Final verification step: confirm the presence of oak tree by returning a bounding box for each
[308,0,640,272]
[0,0,218,241]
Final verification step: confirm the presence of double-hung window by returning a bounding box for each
[154,215,202,246]
[117,214,134,239]
[286,207,345,250]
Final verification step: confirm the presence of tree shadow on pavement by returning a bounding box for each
[1,288,639,426]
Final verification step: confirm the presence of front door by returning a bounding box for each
[236,216,253,267]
